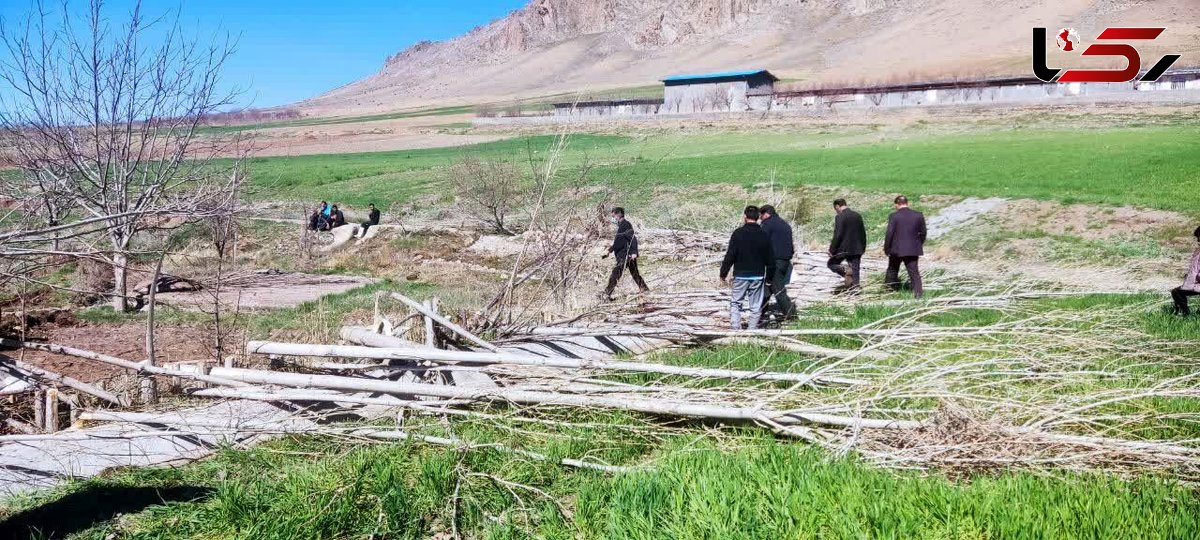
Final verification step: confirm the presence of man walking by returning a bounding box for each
[758,204,795,320]
[884,195,927,298]
[720,206,774,330]
[828,198,867,291]
[602,207,649,300]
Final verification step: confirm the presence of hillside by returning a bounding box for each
[299,0,1200,115]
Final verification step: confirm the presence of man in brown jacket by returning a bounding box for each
[883,195,927,298]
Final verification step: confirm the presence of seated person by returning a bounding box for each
[1171,226,1200,316]
[359,203,381,237]
[309,201,329,231]
[330,205,346,228]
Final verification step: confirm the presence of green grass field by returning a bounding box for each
[244,124,1200,214]
[5,412,1197,539]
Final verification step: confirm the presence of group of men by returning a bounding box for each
[602,195,928,330]
[308,201,382,237]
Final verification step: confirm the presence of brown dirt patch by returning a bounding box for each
[155,271,379,311]
[987,200,1193,242]
[4,323,213,386]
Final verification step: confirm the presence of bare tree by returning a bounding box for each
[0,0,247,311]
[446,154,526,235]
[705,85,733,112]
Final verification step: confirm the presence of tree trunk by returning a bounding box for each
[111,251,129,312]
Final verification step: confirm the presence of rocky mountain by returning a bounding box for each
[300,0,1199,114]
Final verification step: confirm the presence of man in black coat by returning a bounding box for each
[359,203,381,237]
[602,207,649,300]
[330,205,346,228]
[827,198,867,290]
[720,206,774,329]
[883,195,927,298]
[758,204,795,320]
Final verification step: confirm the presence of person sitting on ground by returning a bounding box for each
[828,198,867,292]
[359,203,381,237]
[310,201,329,231]
[601,207,649,300]
[330,205,346,228]
[1171,226,1200,316]
[720,205,774,330]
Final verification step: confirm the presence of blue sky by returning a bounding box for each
[0,0,527,108]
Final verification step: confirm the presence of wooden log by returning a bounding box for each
[390,293,500,352]
[341,326,421,349]
[246,341,862,386]
[191,387,473,410]
[341,327,498,389]
[209,367,914,430]
[0,354,127,406]
[45,388,59,432]
[32,389,45,432]
[4,418,38,435]
[424,298,438,348]
[0,339,247,388]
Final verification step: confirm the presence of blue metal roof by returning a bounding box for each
[661,69,777,83]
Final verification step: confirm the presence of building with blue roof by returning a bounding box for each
[660,69,778,113]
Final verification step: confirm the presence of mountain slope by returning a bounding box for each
[300,0,1199,114]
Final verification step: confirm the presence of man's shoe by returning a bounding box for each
[842,265,854,288]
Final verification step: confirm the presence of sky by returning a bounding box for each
[0,0,528,109]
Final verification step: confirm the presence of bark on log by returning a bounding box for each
[208,367,914,430]
[0,354,127,406]
[247,340,862,386]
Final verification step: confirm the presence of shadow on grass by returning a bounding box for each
[0,485,213,539]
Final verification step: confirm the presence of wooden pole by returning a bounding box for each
[209,367,913,430]
[0,354,127,406]
[32,389,45,432]
[0,339,247,388]
[247,340,863,386]
[390,293,499,352]
[44,388,59,432]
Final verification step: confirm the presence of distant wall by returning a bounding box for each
[474,88,1200,126]
[663,81,751,114]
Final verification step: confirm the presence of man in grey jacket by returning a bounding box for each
[883,195,927,298]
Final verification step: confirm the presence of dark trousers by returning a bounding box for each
[762,259,795,319]
[604,256,648,296]
[827,254,863,287]
[1172,287,1198,315]
[886,255,923,298]
[360,222,376,235]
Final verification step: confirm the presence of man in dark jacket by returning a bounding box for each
[758,204,795,320]
[602,207,649,300]
[359,203,381,237]
[720,206,774,329]
[330,205,347,228]
[883,195,927,298]
[828,198,867,290]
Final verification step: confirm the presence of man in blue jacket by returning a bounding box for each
[720,206,774,330]
[758,204,795,321]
